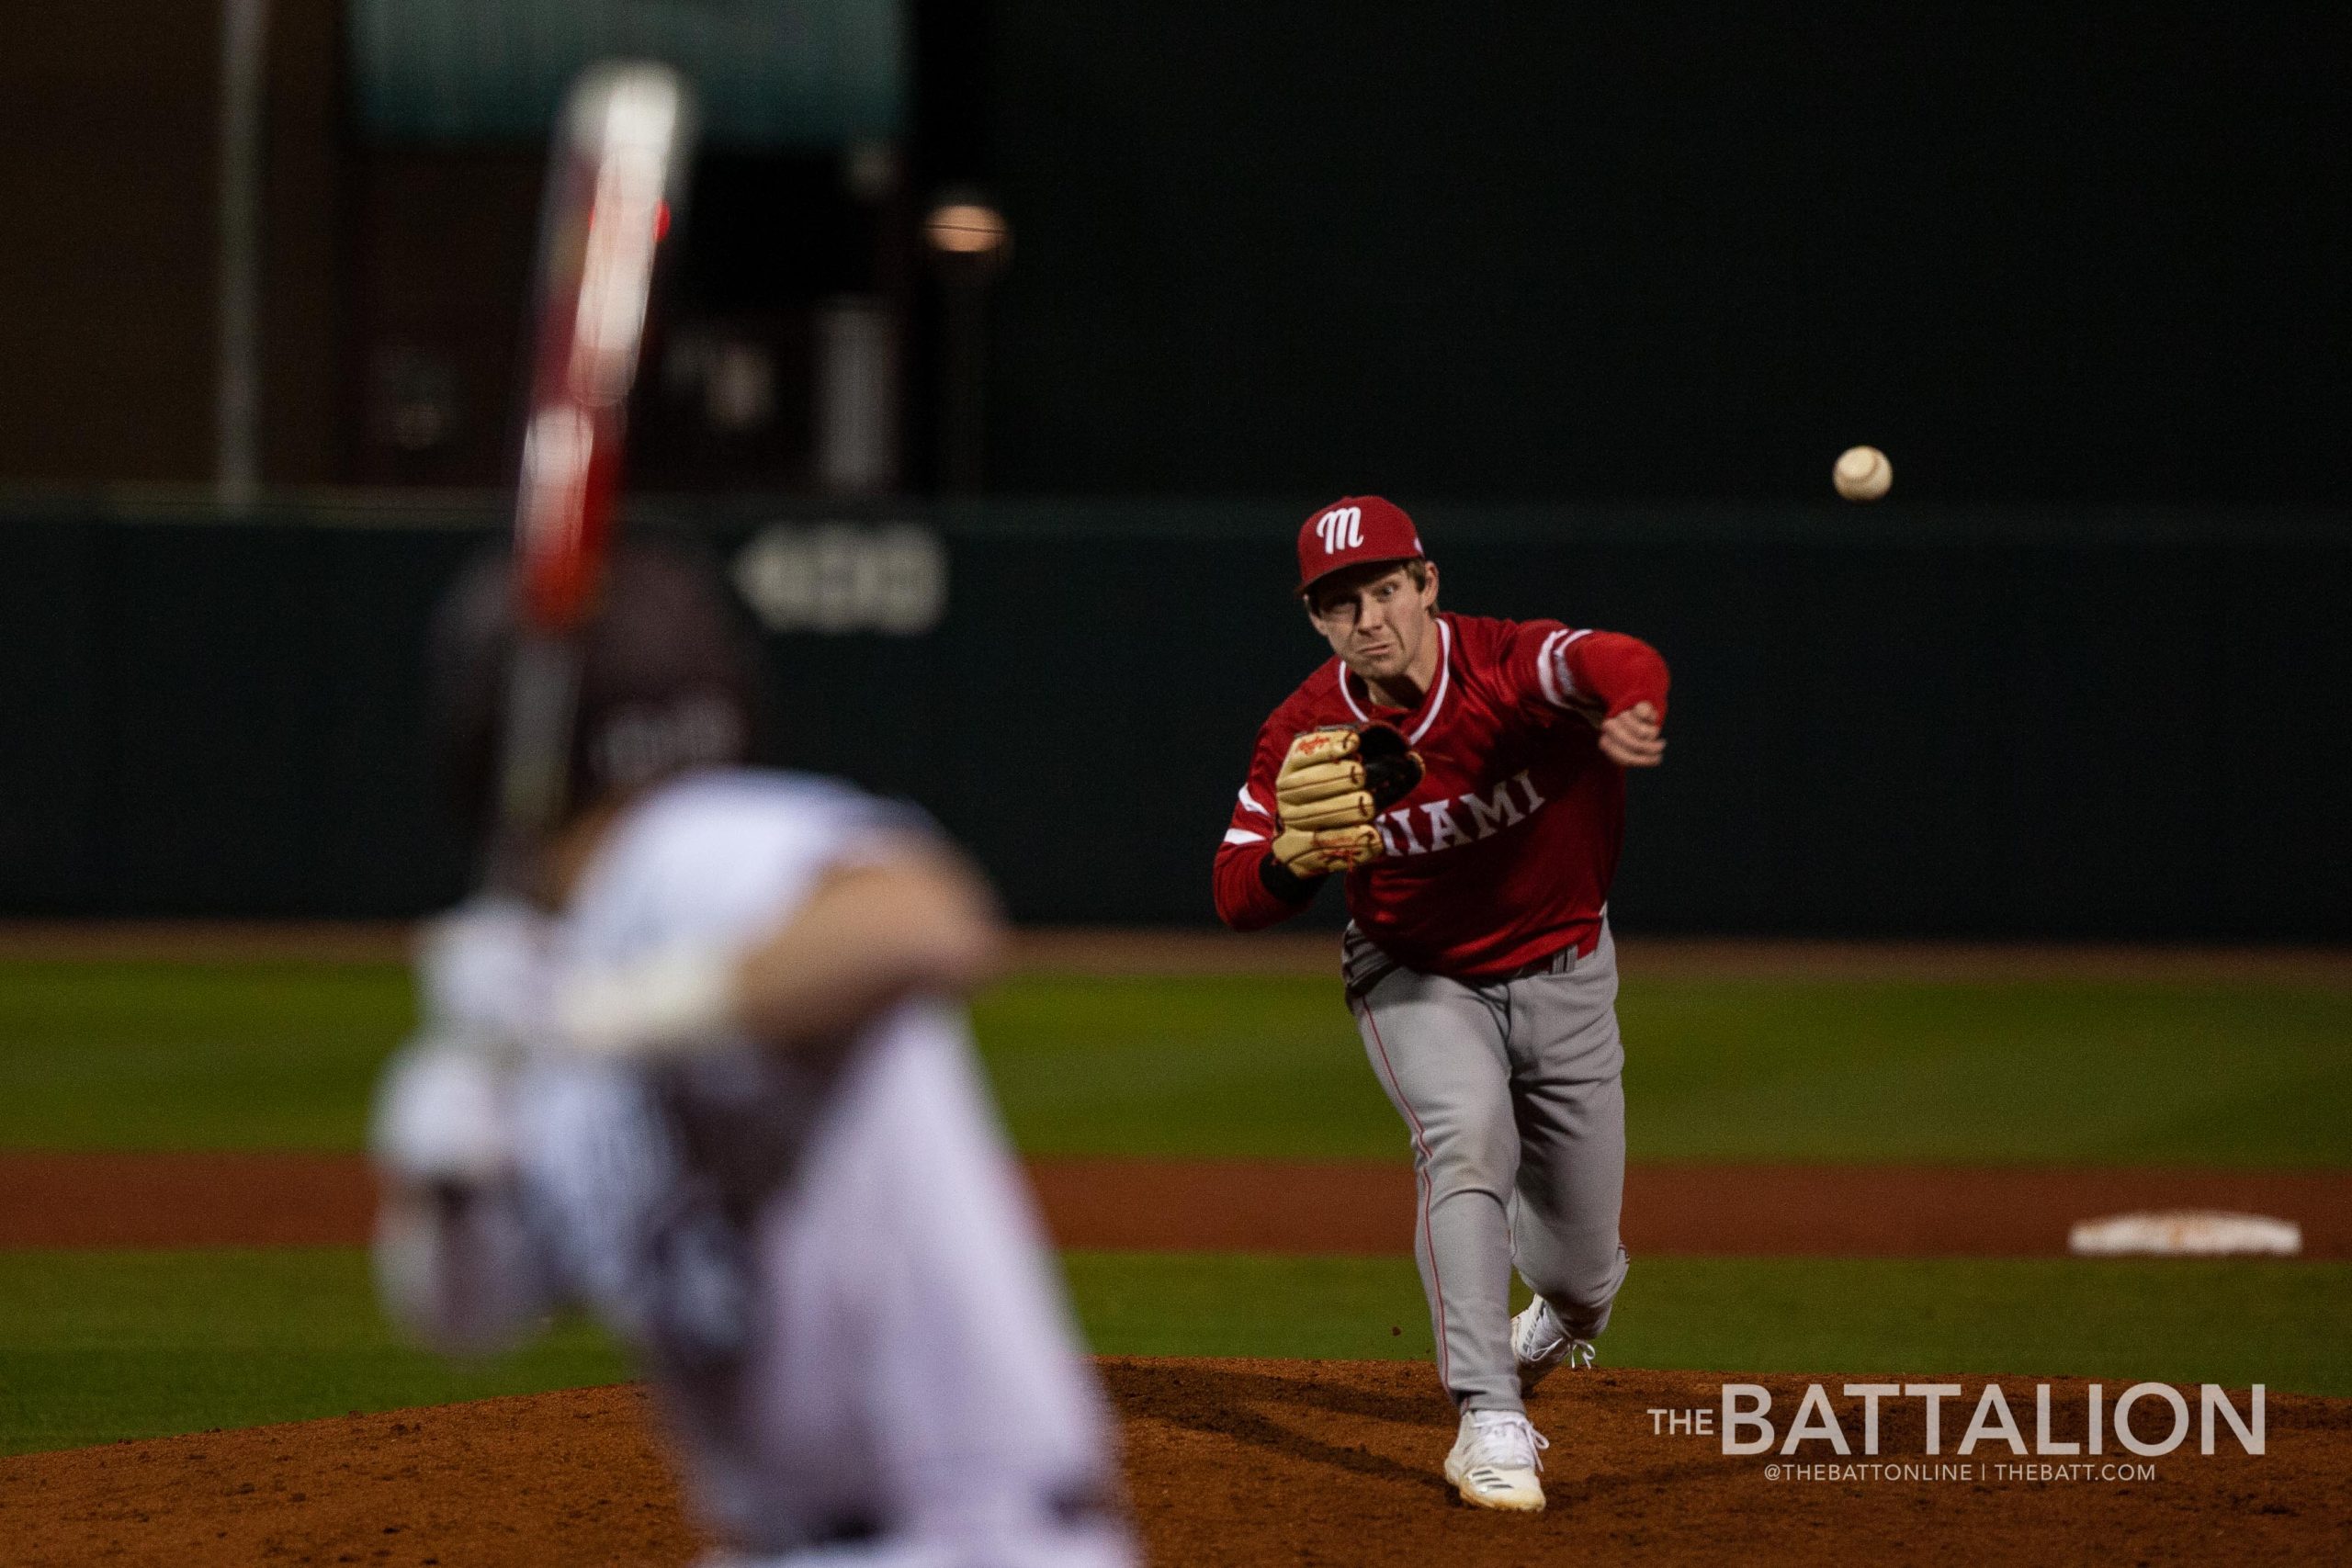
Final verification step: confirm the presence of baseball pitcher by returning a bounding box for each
[371,544,1136,1567]
[1212,497,1670,1512]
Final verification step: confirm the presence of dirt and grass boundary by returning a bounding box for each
[6,1151,2345,1257]
[6,926,2345,1559]
[2,921,2348,985]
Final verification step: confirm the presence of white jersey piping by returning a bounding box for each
[1535,626,1595,710]
[1336,618,1453,743]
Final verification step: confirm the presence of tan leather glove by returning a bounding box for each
[1271,820,1384,875]
[1268,726,1424,876]
[1274,726,1375,830]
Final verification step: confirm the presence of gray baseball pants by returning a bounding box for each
[1348,922,1631,1414]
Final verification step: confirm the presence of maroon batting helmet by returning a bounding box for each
[425,536,766,832]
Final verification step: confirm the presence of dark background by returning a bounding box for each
[978,4,2351,503]
[0,5,2346,935]
[3,4,2346,502]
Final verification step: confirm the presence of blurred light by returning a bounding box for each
[843,141,897,203]
[924,201,1010,258]
[706,342,776,433]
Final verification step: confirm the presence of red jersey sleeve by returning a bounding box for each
[1211,713,1321,930]
[1498,620,1671,728]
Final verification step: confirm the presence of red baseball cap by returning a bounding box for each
[1295,495,1426,596]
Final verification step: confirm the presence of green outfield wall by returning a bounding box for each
[0,497,2344,938]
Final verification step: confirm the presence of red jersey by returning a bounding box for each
[1212,613,1669,978]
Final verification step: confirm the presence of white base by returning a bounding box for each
[2067,1210,2301,1257]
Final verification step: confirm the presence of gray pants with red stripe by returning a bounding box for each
[1348,922,1631,1415]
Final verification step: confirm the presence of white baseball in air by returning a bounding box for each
[1834,445,1893,502]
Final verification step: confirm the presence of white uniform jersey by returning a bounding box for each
[399,770,1133,1566]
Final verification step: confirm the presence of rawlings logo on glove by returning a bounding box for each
[1271,723,1425,875]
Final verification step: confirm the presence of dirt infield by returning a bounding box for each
[1011,930,2352,986]
[3,920,2349,984]
[0,1386,691,1568]
[3,1362,2342,1566]
[5,1150,2346,1257]
[1033,1158,2352,1258]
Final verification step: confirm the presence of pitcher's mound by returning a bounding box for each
[1110,1359,2345,1564]
[4,1360,2345,1566]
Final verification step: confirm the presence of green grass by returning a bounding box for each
[1069,1252,2352,1395]
[0,962,2345,1165]
[973,974,2352,1166]
[971,976,1401,1159]
[0,962,413,1151]
[1618,980,2352,1166]
[4,1249,2339,1455]
[0,1249,626,1455]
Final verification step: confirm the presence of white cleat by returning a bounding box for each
[1444,1408,1550,1512]
[1511,1297,1597,1394]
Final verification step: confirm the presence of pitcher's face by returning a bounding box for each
[1306,561,1438,685]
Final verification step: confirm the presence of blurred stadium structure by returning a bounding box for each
[0,4,2345,934]
[4,498,2345,938]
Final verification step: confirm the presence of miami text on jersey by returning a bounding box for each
[1375,770,1547,857]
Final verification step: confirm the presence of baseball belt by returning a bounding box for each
[1342,925,1584,1002]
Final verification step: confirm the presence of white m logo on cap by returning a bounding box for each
[1316,506,1363,552]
